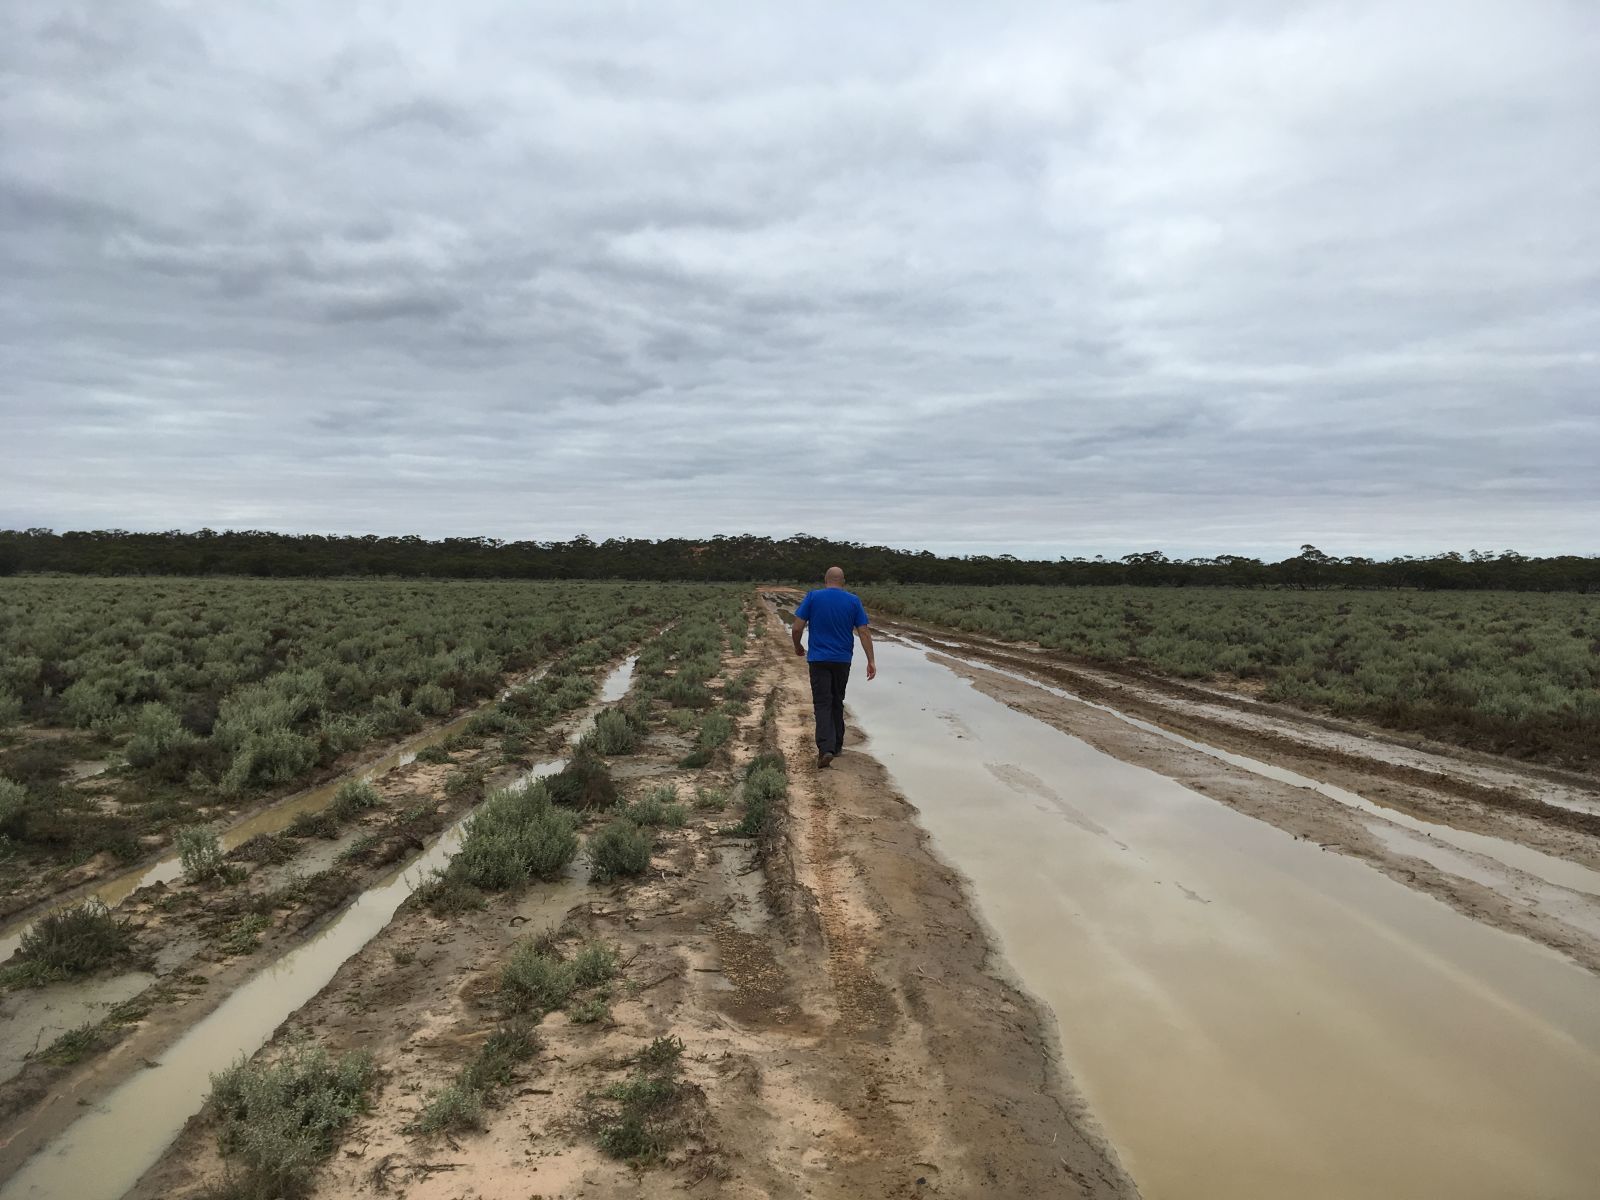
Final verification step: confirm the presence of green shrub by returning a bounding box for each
[500,940,577,1014]
[588,1035,686,1161]
[694,713,732,752]
[0,688,23,729]
[413,743,452,765]
[4,899,134,986]
[571,941,618,987]
[208,1042,374,1197]
[0,776,28,837]
[409,682,454,716]
[568,996,610,1024]
[449,785,580,892]
[416,1082,482,1133]
[546,753,618,810]
[586,818,652,882]
[124,702,200,771]
[177,824,226,882]
[588,708,638,755]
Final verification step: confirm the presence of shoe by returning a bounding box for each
[817,752,834,769]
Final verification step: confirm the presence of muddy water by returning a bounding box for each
[851,639,1600,1200]
[0,759,585,1200]
[0,655,638,1199]
[0,709,487,966]
[910,636,1600,898]
[0,656,637,967]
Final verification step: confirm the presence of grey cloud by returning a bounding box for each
[2,0,1597,558]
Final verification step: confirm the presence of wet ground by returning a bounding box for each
[850,636,1600,1200]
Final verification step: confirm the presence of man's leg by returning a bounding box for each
[828,663,850,755]
[808,663,836,760]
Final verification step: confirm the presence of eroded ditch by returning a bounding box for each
[0,658,635,1200]
[851,637,1600,1200]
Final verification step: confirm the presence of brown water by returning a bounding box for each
[909,635,1600,898]
[852,639,1600,1200]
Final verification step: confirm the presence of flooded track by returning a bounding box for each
[851,638,1600,1200]
[0,658,634,1199]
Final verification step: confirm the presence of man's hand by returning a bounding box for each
[867,661,877,681]
[794,643,805,657]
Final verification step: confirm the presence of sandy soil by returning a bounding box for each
[126,613,1136,1200]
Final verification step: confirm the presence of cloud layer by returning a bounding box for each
[4,0,1597,558]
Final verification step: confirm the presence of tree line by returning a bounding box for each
[0,529,1596,591]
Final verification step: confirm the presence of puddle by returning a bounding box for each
[904,637,1600,899]
[0,709,492,966]
[0,758,592,1200]
[0,972,156,1087]
[1367,823,1600,942]
[564,656,638,745]
[851,639,1600,1200]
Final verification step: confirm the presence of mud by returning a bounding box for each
[849,636,1600,1199]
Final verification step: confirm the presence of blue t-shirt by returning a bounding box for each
[794,588,870,663]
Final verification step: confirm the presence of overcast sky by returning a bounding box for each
[3,1,1597,560]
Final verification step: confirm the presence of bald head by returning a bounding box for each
[824,566,845,586]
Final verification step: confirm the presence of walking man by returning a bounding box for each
[791,566,876,768]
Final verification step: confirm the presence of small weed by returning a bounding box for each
[415,1023,539,1135]
[624,786,687,829]
[568,996,610,1024]
[416,1082,483,1133]
[327,778,381,822]
[37,1021,106,1065]
[415,869,485,916]
[218,912,271,956]
[390,947,416,966]
[287,809,339,840]
[413,744,451,765]
[693,786,728,812]
[336,831,380,863]
[571,941,618,986]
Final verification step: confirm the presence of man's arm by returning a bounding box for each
[791,617,808,657]
[857,626,876,680]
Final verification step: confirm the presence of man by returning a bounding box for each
[791,566,876,768]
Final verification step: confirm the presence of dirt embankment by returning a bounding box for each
[129,610,1135,1199]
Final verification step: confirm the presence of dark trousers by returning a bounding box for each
[808,661,851,755]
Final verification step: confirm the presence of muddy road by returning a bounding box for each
[853,631,1600,1200]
